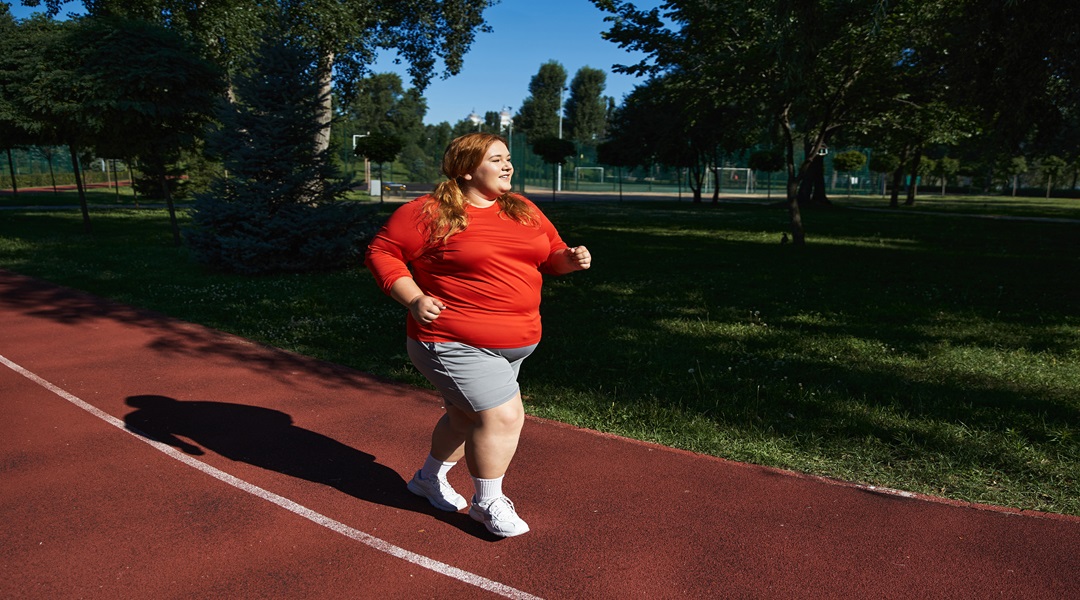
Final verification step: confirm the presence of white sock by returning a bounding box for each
[419,454,455,480]
[472,475,504,504]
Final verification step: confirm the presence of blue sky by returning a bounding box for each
[7,0,663,126]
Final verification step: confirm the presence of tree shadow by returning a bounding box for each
[123,394,489,537]
[0,270,406,394]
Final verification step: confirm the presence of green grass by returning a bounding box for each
[1,186,149,207]
[1,196,1078,516]
[831,192,1080,220]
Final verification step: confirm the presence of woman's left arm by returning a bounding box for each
[553,245,591,273]
[531,201,592,274]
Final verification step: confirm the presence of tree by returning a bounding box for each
[56,0,495,158]
[942,0,1080,159]
[748,149,785,200]
[75,15,224,244]
[999,156,1027,197]
[868,152,901,197]
[515,61,567,140]
[565,66,609,145]
[832,150,866,197]
[530,136,575,199]
[594,0,944,244]
[597,138,637,200]
[1038,155,1068,199]
[931,156,959,195]
[2,13,95,230]
[353,131,404,202]
[339,72,427,180]
[186,29,377,274]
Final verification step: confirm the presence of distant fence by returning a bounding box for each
[1,148,128,190]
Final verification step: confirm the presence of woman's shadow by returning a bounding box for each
[123,394,484,536]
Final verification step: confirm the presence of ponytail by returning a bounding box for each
[421,133,537,247]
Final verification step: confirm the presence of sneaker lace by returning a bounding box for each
[486,497,516,521]
[432,477,455,497]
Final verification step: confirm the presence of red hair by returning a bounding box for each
[422,133,535,246]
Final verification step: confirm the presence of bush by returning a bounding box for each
[185,198,378,274]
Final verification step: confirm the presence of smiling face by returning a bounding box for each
[461,140,513,205]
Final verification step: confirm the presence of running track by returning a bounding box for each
[2,269,1078,599]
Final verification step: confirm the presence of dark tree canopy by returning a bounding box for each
[186,28,377,274]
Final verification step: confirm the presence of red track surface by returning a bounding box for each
[2,269,1078,599]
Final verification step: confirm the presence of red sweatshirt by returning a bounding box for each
[364,195,569,348]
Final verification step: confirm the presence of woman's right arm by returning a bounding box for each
[388,276,446,324]
[365,200,445,324]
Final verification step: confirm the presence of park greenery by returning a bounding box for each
[0,196,1077,516]
[1,0,1079,515]
[592,0,1079,242]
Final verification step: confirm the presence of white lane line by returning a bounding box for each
[1,354,542,600]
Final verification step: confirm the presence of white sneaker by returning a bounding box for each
[469,496,530,537]
[407,470,467,511]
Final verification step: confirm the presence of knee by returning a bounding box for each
[485,396,525,432]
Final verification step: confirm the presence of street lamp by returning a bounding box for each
[500,107,515,191]
[557,86,567,192]
[352,132,371,193]
[468,110,482,131]
[499,106,513,147]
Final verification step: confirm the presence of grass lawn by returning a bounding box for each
[1,193,1078,516]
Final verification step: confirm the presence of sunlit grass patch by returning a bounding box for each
[2,199,1078,515]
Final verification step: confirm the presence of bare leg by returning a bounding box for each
[464,393,525,479]
[429,401,471,463]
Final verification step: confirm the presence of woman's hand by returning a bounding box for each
[566,246,592,271]
[408,294,446,324]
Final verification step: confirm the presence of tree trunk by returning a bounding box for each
[779,112,806,244]
[797,153,831,207]
[158,168,181,246]
[113,159,122,202]
[69,143,91,233]
[48,152,57,194]
[4,147,16,194]
[904,152,922,206]
[315,51,334,155]
[889,167,904,207]
[787,176,805,245]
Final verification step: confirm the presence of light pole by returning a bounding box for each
[500,107,515,191]
[352,132,371,193]
[556,86,567,192]
[499,107,513,147]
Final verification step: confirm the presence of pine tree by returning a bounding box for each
[187,27,377,275]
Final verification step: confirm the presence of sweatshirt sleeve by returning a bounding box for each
[364,199,427,295]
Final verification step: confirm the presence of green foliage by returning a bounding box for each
[748,150,785,173]
[869,152,901,174]
[353,132,404,165]
[530,136,575,165]
[186,28,377,275]
[832,150,867,173]
[3,200,1079,515]
[565,66,609,144]
[515,61,567,139]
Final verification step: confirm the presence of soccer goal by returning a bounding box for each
[710,167,753,193]
[574,167,605,184]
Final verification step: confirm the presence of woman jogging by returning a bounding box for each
[364,132,591,537]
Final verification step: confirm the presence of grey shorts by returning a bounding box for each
[406,338,537,412]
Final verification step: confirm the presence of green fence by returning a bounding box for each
[1,147,129,190]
